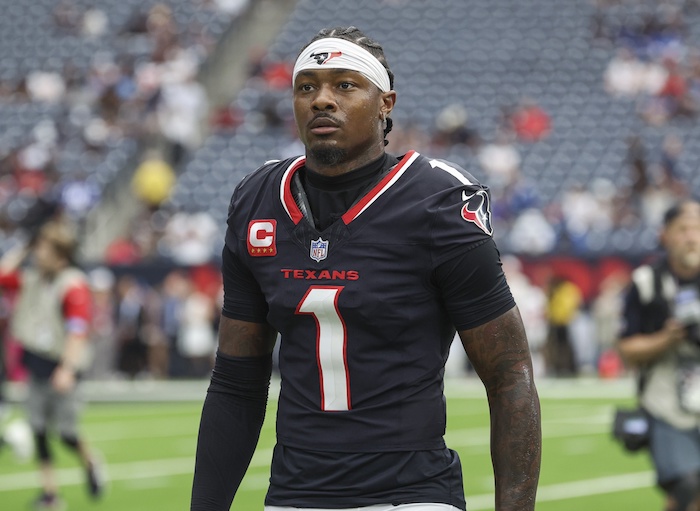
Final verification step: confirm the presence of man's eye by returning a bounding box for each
[299,84,314,92]
[339,82,354,89]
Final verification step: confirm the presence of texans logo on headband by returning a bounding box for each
[293,38,391,92]
[311,51,342,65]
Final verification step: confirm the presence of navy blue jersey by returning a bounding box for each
[224,151,514,455]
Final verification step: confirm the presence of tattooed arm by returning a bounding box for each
[191,317,277,510]
[217,315,277,356]
[459,305,541,511]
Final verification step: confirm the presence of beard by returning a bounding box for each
[681,250,700,271]
[308,145,348,167]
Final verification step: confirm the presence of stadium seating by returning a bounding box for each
[169,0,700,258]
[0,0,240,253]
[1,0,697,258]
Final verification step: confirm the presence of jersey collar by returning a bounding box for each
[279,151,419,226]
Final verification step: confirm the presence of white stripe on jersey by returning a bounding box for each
[428,159,474,186]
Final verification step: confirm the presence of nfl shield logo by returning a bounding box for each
[309,237,329,262]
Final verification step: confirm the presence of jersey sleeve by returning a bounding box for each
[434,238,516,331]
[221,181,270,323]
[428,162,495,266]
[221,246,269,322]
[428,161,514,330]
[62,281,92,336]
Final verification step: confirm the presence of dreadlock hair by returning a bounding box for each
[301,26,395,146]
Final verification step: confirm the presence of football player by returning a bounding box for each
[191,26,541,511]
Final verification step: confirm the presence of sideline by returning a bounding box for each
[4,376,638,403]
[0,456,655,509]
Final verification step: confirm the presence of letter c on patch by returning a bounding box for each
[247,220,277,256]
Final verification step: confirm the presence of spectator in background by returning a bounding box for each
[431,103,481,153]
[592,269,628,378]
[545,275,583,376]
[604,47,648,97]
[156,56,208,166]
[25,71,66,104]
[657,57,697,120]
[477,130,521,195]
[0,220,103,509]
[60,172,101,224]
[114,274,150,378]
[177,281,216,377]
[639,176,678,229]
[688,50,700,105]
[660,132,687,195]
[158,270,189,378]
[159,209,218,265]
[560,182,612,253]
[52,0,82,33]
[510,98,551,142]
[86,267,116,379]
[627,135,651,196]
[81,7,108,38]
[104,233,142,265]
[503,256,548,378]
[508,208,557,255]
[209,0,250,16]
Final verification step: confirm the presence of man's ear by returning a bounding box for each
[380,90,396,120]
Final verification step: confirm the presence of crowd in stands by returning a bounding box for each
[0,0,250,381]
[2,0,700,382]
[4,262,223,382]
[0,0,249,260]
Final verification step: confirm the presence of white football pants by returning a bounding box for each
[266,504,462,511]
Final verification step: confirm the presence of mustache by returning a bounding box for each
[307,113,342,127]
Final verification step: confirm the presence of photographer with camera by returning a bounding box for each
[618,200,700,511]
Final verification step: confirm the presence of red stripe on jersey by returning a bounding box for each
[280,157,306,224]
[341,150,418,225]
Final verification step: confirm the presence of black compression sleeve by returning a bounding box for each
[191,351,273,511]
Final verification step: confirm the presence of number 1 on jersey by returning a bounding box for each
[296,286,351,411]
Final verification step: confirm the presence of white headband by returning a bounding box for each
[292,37,391,92]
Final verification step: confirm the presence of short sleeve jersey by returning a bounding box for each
[223,151,514,453]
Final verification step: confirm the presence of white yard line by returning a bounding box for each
[466,471,655,510]
[0,448,275,492]
[0,455,654,508]
[0,457,196,491]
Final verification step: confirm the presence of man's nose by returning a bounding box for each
[311,84,337,110]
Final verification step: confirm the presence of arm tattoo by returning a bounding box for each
[459,306,541,511]
[218,316,277,357]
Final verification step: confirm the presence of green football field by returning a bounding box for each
[0,378,663,510]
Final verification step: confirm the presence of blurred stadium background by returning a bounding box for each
[1,0,699,508]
